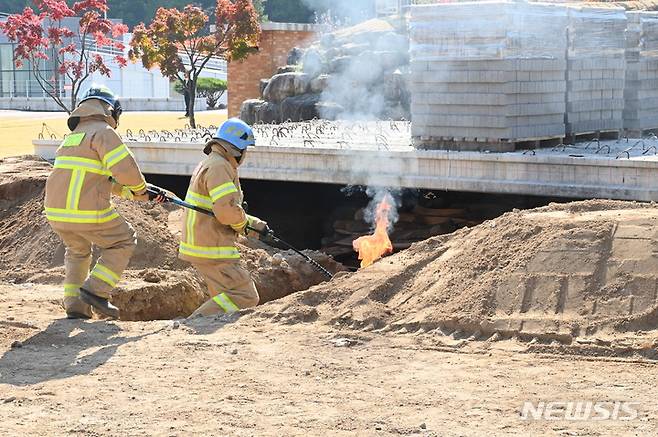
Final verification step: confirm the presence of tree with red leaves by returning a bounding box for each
[0,0,128,113]
[129,1,260,128]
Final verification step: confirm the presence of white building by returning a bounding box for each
[0,13,227,111]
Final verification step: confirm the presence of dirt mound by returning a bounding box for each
[253,200,658,341]
[0,156,344,319]
[240,239,345,304]
[0,156,61,272]
[0,156,187,273]
[111,269,206,321]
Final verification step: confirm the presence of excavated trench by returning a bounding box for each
[0,157,344,321]
[0,156,580,322]
[147,173,575,268]
[7,154,656,348]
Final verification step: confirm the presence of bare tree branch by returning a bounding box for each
[32,61,69,112]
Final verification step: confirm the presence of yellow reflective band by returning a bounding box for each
[66,169,85,210]
[209,182,238,202]
[230,217,248,230]
[90,264,120,287]
[178,242,240,260]
[120,186,134,200]
[185,191,212,209]
[102,144,131,169]
[186,210,196,245]
[54,156,112,176]
[59,132,86,149]
[212,292,240,313]
[45,207,119,224]
[63,283,81,297]
[126,181,146,193]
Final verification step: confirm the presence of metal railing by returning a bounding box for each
[81,36,125,57]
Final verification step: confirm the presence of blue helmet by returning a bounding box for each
[214,118,255,151]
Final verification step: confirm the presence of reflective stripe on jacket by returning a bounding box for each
[44,99,147,231]
[178,141,249,263]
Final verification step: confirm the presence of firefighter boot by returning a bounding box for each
[64,289,93,319]
[79,288,120,319]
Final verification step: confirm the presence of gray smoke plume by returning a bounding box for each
[299,3,410,120]
[364,187,400,232]
[342,185,401,233]
[300,2,410,239]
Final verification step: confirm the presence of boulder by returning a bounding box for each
[382,70,409,103]
[382,102,410,121]
[262,72,311,103]
[259,79,270,99]
[280,94,321,122]
[302,48,325,78]
[316,102,345,120]
[277,65,299,74]
[339,42,371,56]
[309,74,330,94]
[254,102,280,124]
[346,51,384,84]
[319,33,336,49]
[240,99,265,125]
[324,47,340,61]
[373,50,408,71]
[329,56,353,74]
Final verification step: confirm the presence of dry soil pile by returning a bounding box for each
[255,200,658,341]
[0,156,343,320]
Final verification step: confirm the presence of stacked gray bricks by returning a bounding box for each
[409,2,568,151]
[566,5,626,136]
[623,12,658,134]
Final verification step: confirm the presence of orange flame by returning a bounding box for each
[352,197,394,268]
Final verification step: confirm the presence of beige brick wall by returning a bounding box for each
[228,27,316,118]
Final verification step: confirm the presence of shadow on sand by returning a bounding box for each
[0,318,161,386]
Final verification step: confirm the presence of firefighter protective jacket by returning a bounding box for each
[44,99,147,231]
[178,140,265,263]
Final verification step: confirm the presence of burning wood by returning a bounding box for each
[352,195,394,268]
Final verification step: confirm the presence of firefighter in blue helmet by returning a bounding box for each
[179,118,270,317]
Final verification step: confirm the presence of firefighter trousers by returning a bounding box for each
[189,262,259,318]
[53,219,136,316]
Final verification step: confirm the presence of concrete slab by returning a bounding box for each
[33,121,658,201]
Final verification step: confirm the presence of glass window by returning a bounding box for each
[0,71,12,97]
[0,44,13,70]
[14,71,29,97]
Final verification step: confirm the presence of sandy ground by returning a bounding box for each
[0,110,227,158]
[1,283,657,436]
[2,157,658,435]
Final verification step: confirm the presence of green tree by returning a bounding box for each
[175,77,227,109]
[129,1,259,127]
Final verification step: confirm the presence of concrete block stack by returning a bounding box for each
[409,1,568,151]
[566,5,627,136]
[623,12,658,134]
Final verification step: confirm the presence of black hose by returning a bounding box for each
[147,185,333,279]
